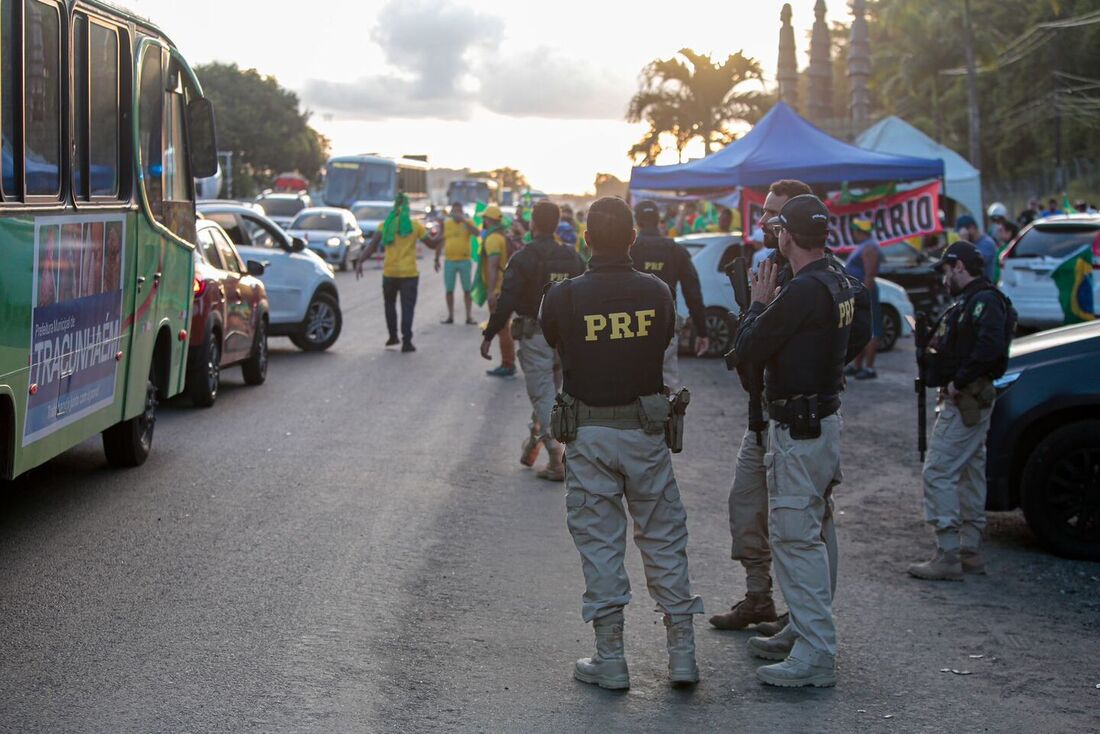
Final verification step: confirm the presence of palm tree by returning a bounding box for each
[627,48,768,164]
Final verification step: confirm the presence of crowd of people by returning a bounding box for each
[352,183,1012,691]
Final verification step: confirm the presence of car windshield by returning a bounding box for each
[352,204,390,220]
[881,242,923,265]
[676,236,730,255]
[259,197,306,217]
[291,212,343,231]
[1008,225,1100,259]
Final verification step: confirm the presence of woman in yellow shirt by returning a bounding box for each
[357,194,431,352]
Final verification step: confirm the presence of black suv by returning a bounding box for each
[986,320,1100,560]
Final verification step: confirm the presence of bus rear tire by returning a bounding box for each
[103,378,158,468]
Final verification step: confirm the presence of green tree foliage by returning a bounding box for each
[195,63,329,197]
[867,0,1100,188]
[627,49,770,164]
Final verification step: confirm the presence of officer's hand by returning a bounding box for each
[479,337,493,361]
[752,259,780,305]
[694,336,710,357]
[947,381,961,403]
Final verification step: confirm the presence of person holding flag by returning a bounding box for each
[1051,233,1097,325]
[357,193,431,353]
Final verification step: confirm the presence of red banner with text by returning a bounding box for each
[742,181,942,248]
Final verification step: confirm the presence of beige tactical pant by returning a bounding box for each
[565,426,705,622]
[518,333,560,449]
[922,400,993,552]
[729,418,772,594]
[766,414,842,666]
[662,315,685,391]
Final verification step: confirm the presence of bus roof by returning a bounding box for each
[327,154,428,170]
[82,0,179,45]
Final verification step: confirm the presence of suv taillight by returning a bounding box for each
[194,277,207,298]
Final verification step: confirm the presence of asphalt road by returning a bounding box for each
[2,262,1098,733]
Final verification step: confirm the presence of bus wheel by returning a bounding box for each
[103,378,158,468]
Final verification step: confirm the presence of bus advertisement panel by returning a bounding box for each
[26,215,126,446]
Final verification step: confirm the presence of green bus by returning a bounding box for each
[0,0,217,479]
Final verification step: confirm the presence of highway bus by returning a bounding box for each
[0,0,218,479]
[322,154,428,208]
[446,178,497,207]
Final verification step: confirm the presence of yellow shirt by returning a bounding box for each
[443,219,473,261]
[481,231,509,296]
[383,220,427,278]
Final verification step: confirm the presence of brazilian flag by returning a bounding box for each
[1051,244,1096,324]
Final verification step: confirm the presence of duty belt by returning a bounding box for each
[575,401,644,430]
[767,395,840,425]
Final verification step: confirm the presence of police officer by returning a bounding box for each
[481,200,586,480]
[541,197,704,690]
[711,178,812,633]
[630,200,710,388]
[731,194,868,688]
[908,242,1012,580]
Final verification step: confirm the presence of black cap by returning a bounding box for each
[633,200,660,219]
[766,194,830,237]
[931,241,984,272]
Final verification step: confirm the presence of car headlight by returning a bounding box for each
[326,237,342,247]
[993,370,1023,390]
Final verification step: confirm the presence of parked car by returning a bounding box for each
[286,207,365,271]
[674,233,914,356]
[255,191,313,230]
[836,241,948,318]
[350,200,393,238]
[998,214,1100,329]
[985,319,1100,560]
[197,203,343,352]
[188,220,270,407]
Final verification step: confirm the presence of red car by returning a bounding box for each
[187,219,270,407]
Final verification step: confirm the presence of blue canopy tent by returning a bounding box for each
[629,102,945,192]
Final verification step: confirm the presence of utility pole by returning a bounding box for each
[962,0,982,172]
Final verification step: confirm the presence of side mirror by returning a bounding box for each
[187,97,219,179]
[246,259,266,277]
[290,236,307,253]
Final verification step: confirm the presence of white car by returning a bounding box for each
[286,207,366,271]
[999,214,1100,330]
[350,200,393,238]
[198,203,343,351]
[674,233,914,355]
[255,191,312,230]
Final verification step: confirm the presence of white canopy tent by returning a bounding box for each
[856,116,983,219]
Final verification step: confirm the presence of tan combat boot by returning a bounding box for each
[536,445,566,482]
[664,615,699,685]
[520,435,541,467]
[960,549,987,575]
[574,614,630,690]
[756,656,836,688]
[754,611,790,638]
[747,621,796,660]
[708,592,777,630]
[907,548,964,581]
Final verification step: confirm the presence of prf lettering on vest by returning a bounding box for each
[644,262,664,272]
[584,309,656,341]
[549,272,569,282]
[837,297,855,328]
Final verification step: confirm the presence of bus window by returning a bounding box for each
[24,0,61,198]
[2,2,15,197]
[138,45,163,219]
[73,15,121,199]
[162,83,194,241]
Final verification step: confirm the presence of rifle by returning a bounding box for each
[723,256,768,445]
[913,312,930,462]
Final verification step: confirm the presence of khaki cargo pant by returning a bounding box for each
[662,315,685,392]
[565,426,705,622]
[729,414,772,594]
[921,400,993,552]
[766,414,842,666]
[517,332,560,449]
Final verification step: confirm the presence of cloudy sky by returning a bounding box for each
[127,0,849,193]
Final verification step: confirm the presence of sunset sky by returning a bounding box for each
[127,0,849,193]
